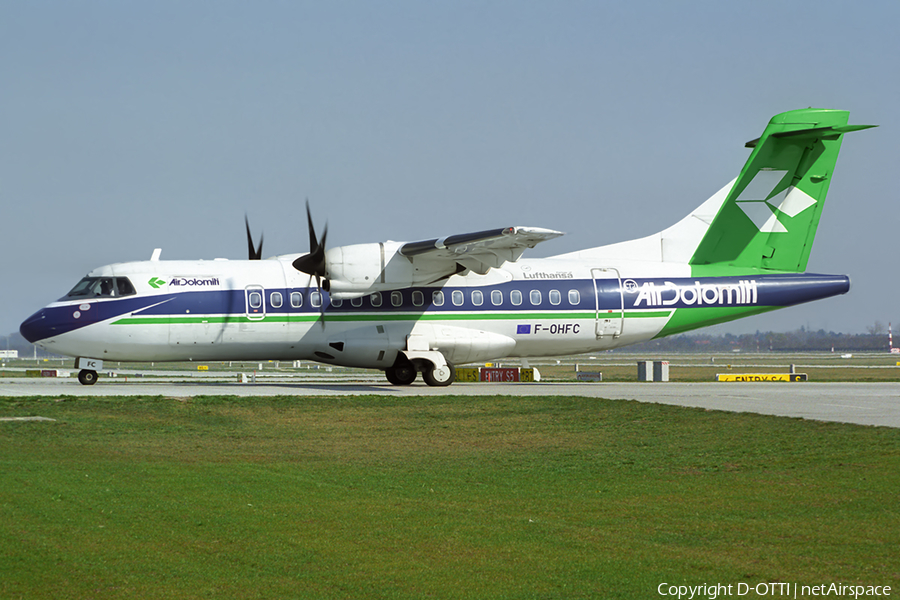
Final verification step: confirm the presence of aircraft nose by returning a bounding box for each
[20,309,49,343]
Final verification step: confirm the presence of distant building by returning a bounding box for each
[0,350,19,359]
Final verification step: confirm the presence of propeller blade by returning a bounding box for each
[245,215,263,260]
[302,274,327,330]
[318,277,328,328]
[305,200,317,255]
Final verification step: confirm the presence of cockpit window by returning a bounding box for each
[63,277,136,299]
[65,278,95,298]
[116,278,136,296]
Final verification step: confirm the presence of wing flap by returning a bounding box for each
[398,227,563,276]
[400,226,562,257]
[398,226,563,276]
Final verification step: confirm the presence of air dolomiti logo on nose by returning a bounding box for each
[169,277,220,287]
[627,279,758,307]
[148,276,220,288]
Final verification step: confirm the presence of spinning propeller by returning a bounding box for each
[291,201,329,327]
[292,201,330,292]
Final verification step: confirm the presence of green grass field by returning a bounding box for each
[2,394,898,599]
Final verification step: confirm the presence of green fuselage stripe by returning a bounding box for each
[112,309,672,326]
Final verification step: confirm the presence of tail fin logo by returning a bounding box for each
[735,169,817,233]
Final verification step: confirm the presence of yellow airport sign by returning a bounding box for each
[455,367,480,382]
[716,373,807,382]
[453,367,539,382]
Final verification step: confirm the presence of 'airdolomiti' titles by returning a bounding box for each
[633,280,758,307]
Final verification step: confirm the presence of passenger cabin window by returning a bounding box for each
[432,291,444,306]
[331,297,343,307]
[451,290,464,306]
[412,290,424,307]
[310,291,322,308]
[471,290,483,306]
[249,291,263,309]
[510,290,522,306]
[491,290,502,306]
[568,289,580,305]
[549,290,561,306]
[530,290,542,305]
[351,296,363,307]
[291,292,303,308]
[270,292,283,308]
[391,291,403,307]
[371,292,382,307]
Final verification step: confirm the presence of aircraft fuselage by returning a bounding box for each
[20,255,849,370]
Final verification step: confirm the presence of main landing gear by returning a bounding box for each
[77,369,98,386]
[385,364,417,385]
[422,362,455,387]
[385,359,456,387]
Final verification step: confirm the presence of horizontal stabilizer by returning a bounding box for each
[745,123,875,148]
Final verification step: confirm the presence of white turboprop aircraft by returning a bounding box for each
[20,108,873,386]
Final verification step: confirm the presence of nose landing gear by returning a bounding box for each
[77,369,98,385]
[75,358,102,385]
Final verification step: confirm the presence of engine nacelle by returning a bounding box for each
[325,241,457,299]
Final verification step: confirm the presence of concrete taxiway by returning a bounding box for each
[2,378,898,428]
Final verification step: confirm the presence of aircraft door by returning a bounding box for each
[591,268,623,339]
[245,286,265,320]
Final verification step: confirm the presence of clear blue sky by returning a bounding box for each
[2,1,897,338]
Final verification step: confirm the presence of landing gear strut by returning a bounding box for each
[78,369,98,386]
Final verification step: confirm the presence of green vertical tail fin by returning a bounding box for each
[690,108,874,272]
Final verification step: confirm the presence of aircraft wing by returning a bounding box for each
[398,226,564,275]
